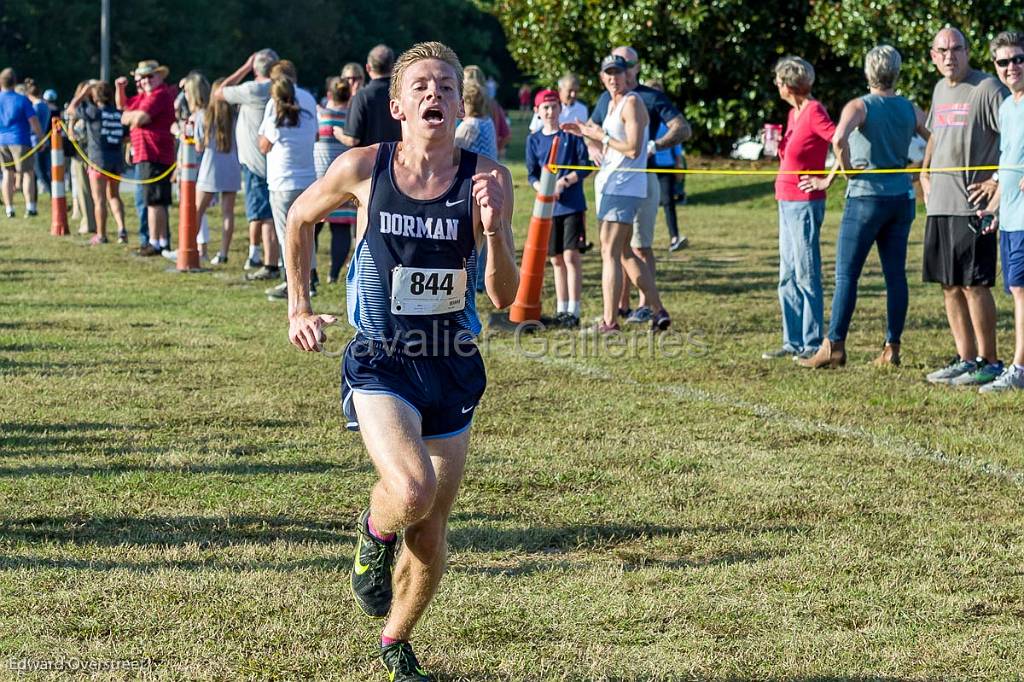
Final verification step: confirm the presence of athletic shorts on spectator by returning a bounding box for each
[598,194,643,224]
[0,145,33,173]
[922,215,997,286]
[548,211,586,256]
[140,162,172,206]
[1001,230,1024,294]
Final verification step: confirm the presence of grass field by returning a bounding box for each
[2,116,1023,680]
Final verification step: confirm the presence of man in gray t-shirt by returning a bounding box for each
[921,27,1008,387]
[214,49,280,277]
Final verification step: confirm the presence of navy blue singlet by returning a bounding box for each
[346,142,481,342]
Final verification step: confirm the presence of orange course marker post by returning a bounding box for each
[49,124,69,236]
[175,129,200,272]
[509,136,560,323]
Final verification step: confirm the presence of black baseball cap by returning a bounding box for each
[600,55,628,73]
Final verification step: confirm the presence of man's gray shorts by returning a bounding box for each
[630,172,660,249]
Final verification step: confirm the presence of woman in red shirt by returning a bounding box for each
[762,56,836,361]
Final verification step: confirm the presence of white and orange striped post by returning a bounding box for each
[175,129,200,272]
[49,123,69,236]
[509,137,560,323]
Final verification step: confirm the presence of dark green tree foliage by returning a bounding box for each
[807,0,1021,105]
[0,0,518,107]
[482,0,1017,152]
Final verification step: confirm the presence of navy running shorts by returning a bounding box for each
[341,335,487,440]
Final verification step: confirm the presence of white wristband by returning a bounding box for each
[647,140,657,156]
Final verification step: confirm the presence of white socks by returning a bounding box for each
[556,301,581,316]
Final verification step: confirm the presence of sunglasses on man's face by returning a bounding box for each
[138,74,154,80]
[995,54,1024,68]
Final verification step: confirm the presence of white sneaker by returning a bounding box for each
[265,281,288,298]
[926,356,976,384]
[979,365,1024,393]
[161,249,178,261]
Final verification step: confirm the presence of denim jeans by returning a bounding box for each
[475,243,487,292]
[777,200,825,352]
[828,195,914,344]
[132,165,149,245]
[270,188,315,276]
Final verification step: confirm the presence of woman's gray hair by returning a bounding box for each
[989,31,1024,60]
[865,45,902,89]
[774,56,814,96]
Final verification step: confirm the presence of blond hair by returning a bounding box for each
[463,64,485,85]
[390,41,463,100]
[463,81,488,118]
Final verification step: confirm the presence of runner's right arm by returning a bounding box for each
[285,146,377,351]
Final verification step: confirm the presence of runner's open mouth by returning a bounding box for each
[423,107,444,123]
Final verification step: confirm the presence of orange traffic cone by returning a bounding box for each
[176,129,200,272]
[49,124,69,236]
[509,136,560,323]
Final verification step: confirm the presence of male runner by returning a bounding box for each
[283,41,518,681]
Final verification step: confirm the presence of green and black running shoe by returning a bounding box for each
[351,508,396,617]
[380,642,430,681]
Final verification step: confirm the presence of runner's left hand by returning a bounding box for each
[289,313,337,352]
[472,170,505,234]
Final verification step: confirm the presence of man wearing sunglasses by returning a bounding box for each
[921,27,1009,387]
[976,32,1024,392]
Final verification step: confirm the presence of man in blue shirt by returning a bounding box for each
[590,47,691,323]
[980,31,1024,392]
[0,68,42,217]
[526,89,591,327]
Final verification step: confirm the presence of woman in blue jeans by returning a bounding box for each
[798,45,930,368]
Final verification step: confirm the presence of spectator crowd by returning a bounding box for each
[2,26,1024,393]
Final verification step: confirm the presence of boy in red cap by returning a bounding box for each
[526,88,592,327]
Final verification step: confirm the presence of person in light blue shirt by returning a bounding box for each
[979,32,1024,392]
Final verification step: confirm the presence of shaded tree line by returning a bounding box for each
[0,0,520,106]
[480,0,1023,152]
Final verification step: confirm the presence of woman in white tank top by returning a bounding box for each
[563,54,667,332]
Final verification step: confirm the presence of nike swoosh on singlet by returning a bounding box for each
[461,405,475,414]
[445,199,466,207]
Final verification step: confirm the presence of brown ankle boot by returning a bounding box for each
[872,342,900,367]
[797,339,846,369]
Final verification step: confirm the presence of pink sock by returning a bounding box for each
[381,635,404,647]
[367,514,396,543]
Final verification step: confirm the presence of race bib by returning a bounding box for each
[390,266,466,315]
